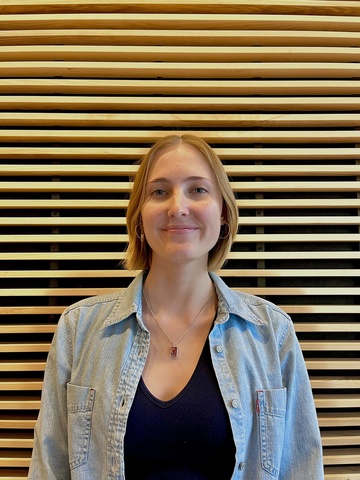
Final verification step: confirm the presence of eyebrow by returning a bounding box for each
[147,175,213,185]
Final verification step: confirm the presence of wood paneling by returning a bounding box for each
[0,0,359,477]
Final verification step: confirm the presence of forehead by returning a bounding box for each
[148,143,215,181]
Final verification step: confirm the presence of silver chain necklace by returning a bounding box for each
[142,289,213,358]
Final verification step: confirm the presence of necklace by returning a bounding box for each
[142,288,213,358]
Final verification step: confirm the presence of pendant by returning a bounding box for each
[169,346,178,357]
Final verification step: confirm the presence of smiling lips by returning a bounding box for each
[164,225,198,233]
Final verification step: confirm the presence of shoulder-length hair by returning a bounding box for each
[123,134,238,271]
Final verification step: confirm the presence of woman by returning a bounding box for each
[29,134,324,479]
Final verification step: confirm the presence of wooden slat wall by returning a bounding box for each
[0,0,359,478]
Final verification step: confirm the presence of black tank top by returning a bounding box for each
[124,340,236,479]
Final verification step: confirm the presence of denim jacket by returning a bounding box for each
[29,272,324,480]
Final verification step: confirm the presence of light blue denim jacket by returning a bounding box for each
[29,272,324,480]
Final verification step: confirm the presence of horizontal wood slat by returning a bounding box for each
[1,340,359,353]
[2,268,360,278]
[1,113,360,127]
[1,216,359,226]
[2,61,360,79]
[2,233,360,243]
[2,288,360,297]
[0,313,357,326]
[9,356,360,369]
[3,180,360,193]
[2,357,360,371]
[3,377,360,390]
[3,306,360,316]
[2,199,360,209]
[2,97,360,112]
[323,448,360,466]
[2,251,360,261]
[2,45,360,62]
[0,361,47,372]
[315,395,360,409]
[10,318,353,330]
[324,467,360,480]
[1,13,360,31]
[306,359,360,368]
[1,1,360,16]
[319,413,360,428]
[0,394,355,410]
[0,398,41,410]
[0,417,36,430]
[322,430,360,446]
[2,163,360,175]
[1,130,360,144]
[0,79,359,95]
[0,451,31,468]
[1,28,360,47]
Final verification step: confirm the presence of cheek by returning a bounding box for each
[141,206,162,236]
[198,212,222,240]
[141,202,156,222]
[204,203,223,224]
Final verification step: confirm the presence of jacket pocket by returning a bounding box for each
[67,383,96,470]
[256,388,287,478]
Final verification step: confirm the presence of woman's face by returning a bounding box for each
[141,143,224,269]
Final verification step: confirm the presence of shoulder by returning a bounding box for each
[60,272,144,331]
[233,289,291,324]
[210,272,291,328]
[57,291,126,338]
[63,290,125,316]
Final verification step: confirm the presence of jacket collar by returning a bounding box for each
[209,272,268,326]
[101,271,268,330]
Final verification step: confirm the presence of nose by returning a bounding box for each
[167,190,189,217]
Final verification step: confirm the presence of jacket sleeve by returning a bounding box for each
[28,312,73,479]
[279,319,324,480]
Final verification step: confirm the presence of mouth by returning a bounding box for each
[164,225,198,233]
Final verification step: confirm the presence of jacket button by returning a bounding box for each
[215,344,223,353]
[239,462,245,470]
[231,399,239,408]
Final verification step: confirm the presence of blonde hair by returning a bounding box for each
[123,134,238,271]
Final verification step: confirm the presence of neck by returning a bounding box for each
[143,262,214,317]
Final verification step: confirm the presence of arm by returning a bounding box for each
[279,321,324,480]
[28,314,73,479]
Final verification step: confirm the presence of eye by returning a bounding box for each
[151,188,167,196]
[192,187,208,194]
